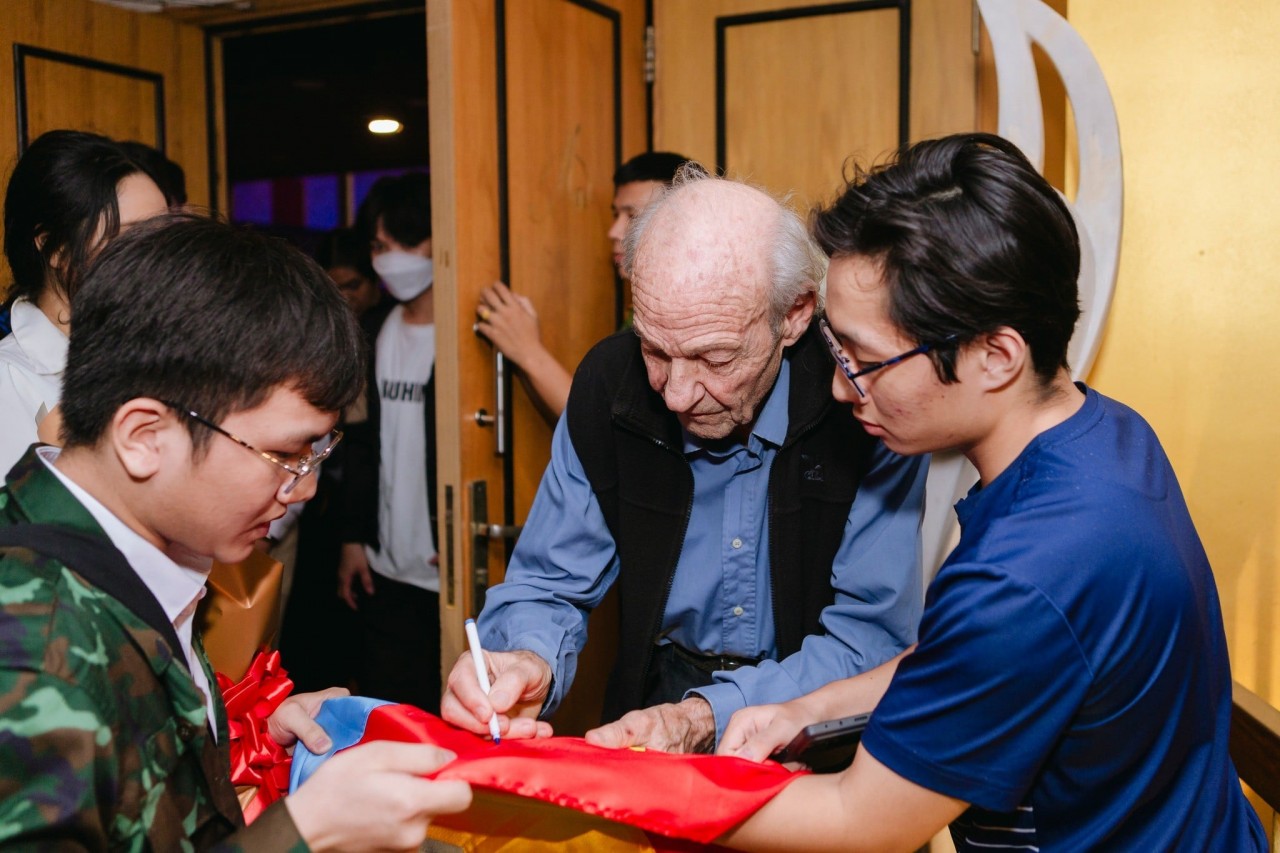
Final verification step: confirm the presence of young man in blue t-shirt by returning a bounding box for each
[717,133,1266,852]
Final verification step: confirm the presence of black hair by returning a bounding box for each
[613,151,691,188]
[60,213,365,453]
[356,172,431,248]
[316,227,376,282]
[812,132,1081,385]
[119,140,188,207]
[3,129,149,306]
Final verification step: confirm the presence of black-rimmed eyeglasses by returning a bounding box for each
[163,402,342,495]
[818,317,958,398]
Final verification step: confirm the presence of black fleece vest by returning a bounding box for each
[567,325,877,721]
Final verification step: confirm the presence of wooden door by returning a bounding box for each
[428,0,647,734]
[653,0,977,211]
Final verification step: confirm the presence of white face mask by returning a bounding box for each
[373,250,434,301]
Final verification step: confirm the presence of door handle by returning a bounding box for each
[470,522,523,540]
[468,484,522,616]
[469,480,490,616]
[472,342,506,456]
[493,351,507,455]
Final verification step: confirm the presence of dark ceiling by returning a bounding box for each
[222,11,428,181]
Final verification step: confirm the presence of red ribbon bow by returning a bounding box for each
[216,649,294,823]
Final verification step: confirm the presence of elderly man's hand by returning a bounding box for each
[585,697,716,753]
[440,648,554,740]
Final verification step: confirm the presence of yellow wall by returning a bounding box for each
[1068,1,1280,710]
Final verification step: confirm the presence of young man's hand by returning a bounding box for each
[717,699,817,763]
[266,687,351,755]
[284,740,471,852]
[475,281,546,369]
[440,648,554,740]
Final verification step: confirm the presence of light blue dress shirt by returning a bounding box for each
[479,360,927,742]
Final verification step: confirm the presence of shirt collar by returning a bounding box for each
[36,446,211,627]
[11,298,69,376]
[681,358,791,455]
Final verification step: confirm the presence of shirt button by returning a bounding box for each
[733,606,745,617]
[731,537,743,549]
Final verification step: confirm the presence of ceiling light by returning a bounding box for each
[368,119,403,135]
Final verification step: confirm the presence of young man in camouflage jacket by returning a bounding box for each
[0,215,471,850]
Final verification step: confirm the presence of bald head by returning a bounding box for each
[621,171,822,441]
[629,177,777,310]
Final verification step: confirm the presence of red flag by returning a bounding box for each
[359,704,802,845]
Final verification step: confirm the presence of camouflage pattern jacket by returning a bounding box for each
[0,449,307,851]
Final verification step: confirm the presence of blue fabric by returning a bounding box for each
[288,696,393,792]
[480,360,927,741]
[862,387,1266,851]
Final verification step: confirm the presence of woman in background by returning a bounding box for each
[0,129,167,472]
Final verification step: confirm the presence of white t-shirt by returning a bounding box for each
[365,305,438,591]
[0,299,67,474]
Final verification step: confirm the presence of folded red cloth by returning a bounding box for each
[360,703,801,844]
[216,649,293,823]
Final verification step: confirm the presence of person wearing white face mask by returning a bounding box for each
[336,172,442,712]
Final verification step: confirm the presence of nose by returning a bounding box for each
[607,213,627,243]
[662,359,703,413]
[280,471,319,504]
[831,368,863,406]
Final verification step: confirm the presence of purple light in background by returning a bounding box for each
[231,180,274,225]
[303,174,340,230]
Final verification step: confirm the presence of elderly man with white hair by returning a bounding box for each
[443,166,928,752]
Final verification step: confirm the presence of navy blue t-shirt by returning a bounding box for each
[862,387,1266,851]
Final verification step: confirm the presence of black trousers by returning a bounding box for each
[356,572,441,714]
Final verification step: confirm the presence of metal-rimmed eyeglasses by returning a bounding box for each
[163,402,342,495]
[818,316,958,398]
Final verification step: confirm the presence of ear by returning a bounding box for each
[109,398,182,482]
[969,326,1031,391]
[778,290,817,348]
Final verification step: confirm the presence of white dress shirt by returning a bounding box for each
[0,299,67,474]
[37,446,218,735]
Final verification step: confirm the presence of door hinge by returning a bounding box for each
[644,24,656,84]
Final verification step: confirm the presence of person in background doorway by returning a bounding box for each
[318,226,389,321]
[474,151,691,421]
[337,173,442,711]
[0,129,168,473]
